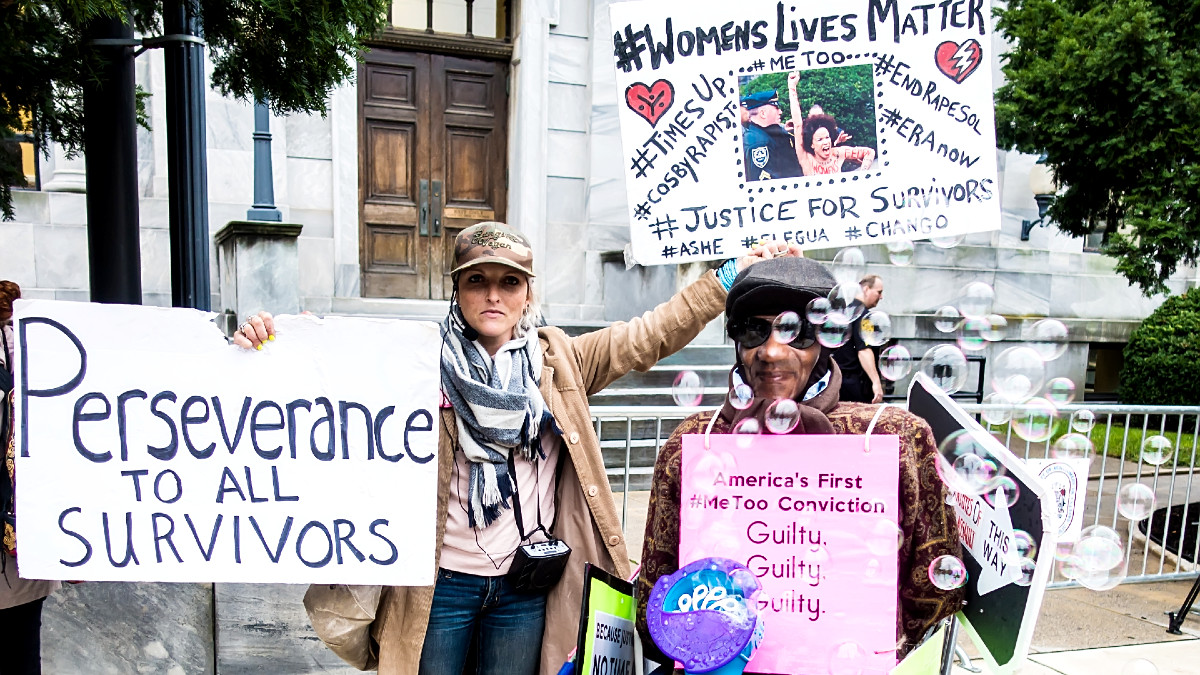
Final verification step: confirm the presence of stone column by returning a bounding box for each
[214,221,303,331]
[41,143,88,193]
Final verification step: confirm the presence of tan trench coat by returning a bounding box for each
[306,271,727,674]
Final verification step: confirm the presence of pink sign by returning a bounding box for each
[681,433,900,674]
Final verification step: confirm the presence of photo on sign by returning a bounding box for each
[738,65,878,182]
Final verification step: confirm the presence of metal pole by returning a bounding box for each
[83,16,142,305]
[164,0,212,310]
[247,102,282,222]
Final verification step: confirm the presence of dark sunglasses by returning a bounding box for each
[727,316,817,349]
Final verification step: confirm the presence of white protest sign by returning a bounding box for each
[950,488,1022,595]
[1026,458,1090,544]
[588,612,636,675]
[13,300,440,585]
[609,0,1000,265]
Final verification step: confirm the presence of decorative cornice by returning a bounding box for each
[365,28,513,61]
[214,221,303,246]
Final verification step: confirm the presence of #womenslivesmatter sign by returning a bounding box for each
[610,0,1000,265]
[681,434,900,673]
[12,300,440,585]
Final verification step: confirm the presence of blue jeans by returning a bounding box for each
[418,568,547,675]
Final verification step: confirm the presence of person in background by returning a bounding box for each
[240,223,801,675]
[834,274,886,403]
[636,258,962,665]
[0,280,60,675]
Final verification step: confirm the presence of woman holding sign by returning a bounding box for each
[787,71,876,175]
[237,223,798,675]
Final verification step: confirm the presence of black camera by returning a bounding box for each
[507,538,571,594]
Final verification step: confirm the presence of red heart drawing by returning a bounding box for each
[934,39,983,84]
[625,80,675,127]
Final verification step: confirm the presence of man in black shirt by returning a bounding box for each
[834,275,886,403]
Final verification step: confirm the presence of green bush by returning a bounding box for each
[1120,287,1200,404]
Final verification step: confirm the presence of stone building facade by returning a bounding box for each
[3,0,1196,394]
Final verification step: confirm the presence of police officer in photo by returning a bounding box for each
[742,90,804,181]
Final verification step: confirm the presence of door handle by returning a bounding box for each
[431,180,443,237]
[418,179,430,236]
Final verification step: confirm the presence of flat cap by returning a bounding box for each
[741,91,779,110]
[725,257,837,320]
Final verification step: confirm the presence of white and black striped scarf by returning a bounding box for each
[440,306,551,528]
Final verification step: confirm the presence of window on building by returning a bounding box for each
[1085,342,1124,401]
[390,0,508,39]
[4,110,39,190]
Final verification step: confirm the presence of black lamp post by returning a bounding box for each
[1020,155,1056,241]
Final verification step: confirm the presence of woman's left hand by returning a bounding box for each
[736,241,804,272]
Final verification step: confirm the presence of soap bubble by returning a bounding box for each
[732,417,761,449]
[930,233,965,249]
[983,476,1020,508]
[806,297,832,324]
[920,344,969,394]
[981,392,1015,425]
[828,284,865,323]
[1117,483,1156,521]
[992,346,1046,400]
[1014,557,1037,587]
[817,320,851,348]
[729,568,761,598]
[1141,435,1174,466]
[1075,525,1124,571]
[937,430,1005,495]
[1075,558,1128,591]
[771,311,802,343]
[1014,530,1038,560]
[861,309,892,347]
[933,305,961,333]
[1045,377,1077,404]
[1121,659,1159,675]
[956,316,990,352]
[982,314,1009,341]
[928,555,968,590]
[764,399,801,434]
[1029,318,1069,361]
[672,371,703,407]
[878,345,913,381]
[959,281,995,318]
[865,518,904,556]
[1070,409,1096,434]
[887,239,914,266]
[827,641,869,675]
[1050,433,1094,460]
[1011,398,1058,442]
[728,384,754,410]
[831,247,866,285]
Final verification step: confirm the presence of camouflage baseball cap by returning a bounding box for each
[451,222,536,277]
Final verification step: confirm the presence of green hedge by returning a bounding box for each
[1120,287,1200,405]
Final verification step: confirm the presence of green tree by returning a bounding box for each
[995,0,1200,296]
[0,0,388,220]
[741,65,877,149]
[1119,287,1200,405]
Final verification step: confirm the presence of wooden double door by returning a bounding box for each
[359,50,509,299]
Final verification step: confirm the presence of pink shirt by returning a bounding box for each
[439,430,562,576]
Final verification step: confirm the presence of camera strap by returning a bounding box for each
[507,441,564,542]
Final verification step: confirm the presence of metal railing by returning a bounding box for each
[591,403,1200,588]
